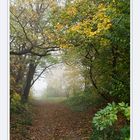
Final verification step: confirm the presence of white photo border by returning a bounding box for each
[0,0,139,139]
[0,0,9,140]
[132,0,140,140]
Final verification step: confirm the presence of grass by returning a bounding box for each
[45,96,67,103]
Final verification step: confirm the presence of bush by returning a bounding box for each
[10,93,33,139]
[93,102,118,131]
[91,102,130,140]
[65,91,104,111]
[10,93,28,113]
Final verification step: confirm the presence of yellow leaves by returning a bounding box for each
[60,44,69,49]
[96,4,112,30]
[11,93,21,106]
[59,41,74,49]
[69,18,92,34]
[54,2,113,50]
[66,3,112,38]
[13,93,21,101]
[94,9,112,34]
[113,0,116,3]
[83,28,96,37]
[97,17,112,32]
[89,31,97,36]
[70,23,81,32]
[98,3,104,9]
[106,23,112,29]
[66,6,77,16]
[103,18,111,24]
[55,23,64,31]
[96,12,106,19]
[68,20,96,37]
[97,23,103,30]
[100,38,110,46]
[98,3,106,12]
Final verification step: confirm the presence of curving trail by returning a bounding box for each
[28,101,97,140]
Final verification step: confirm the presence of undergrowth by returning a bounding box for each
[90,102,130,140]
[64,90,104,111]
[10,93,33,139]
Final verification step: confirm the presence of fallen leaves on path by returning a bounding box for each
[11,101,100,140]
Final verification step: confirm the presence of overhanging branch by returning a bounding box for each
[30,64,56,87]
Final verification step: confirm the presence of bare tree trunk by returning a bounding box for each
[21,62,36,102]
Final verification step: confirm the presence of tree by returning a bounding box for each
[50,0,130,103]
[10,0,59,102]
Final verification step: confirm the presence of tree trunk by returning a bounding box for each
[84,71,91,92]
[89,65,112,102]
[111,46,118,77]
[21,62,36,102]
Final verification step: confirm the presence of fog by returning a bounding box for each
[32,63,84,99]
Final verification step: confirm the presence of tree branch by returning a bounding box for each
[10,10,34,46]
[30,64,55,87]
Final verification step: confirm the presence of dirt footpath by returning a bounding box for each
[28,101,97,140]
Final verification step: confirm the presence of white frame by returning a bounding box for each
[0,0,139,139]
[0,0,9,140]
[132,0,140,139]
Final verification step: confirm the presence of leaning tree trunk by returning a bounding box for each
[21,62,36,102]
[89,65,113,102]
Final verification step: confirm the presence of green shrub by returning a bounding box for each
[10,93,21,113]
[91,102,130,140]
[118,102,130,121]
[119,125,130,140]
[10,94,33,139]
[93,102,118,131]
[10,93,28,114]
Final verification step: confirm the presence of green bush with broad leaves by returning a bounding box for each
[91,102,130,140]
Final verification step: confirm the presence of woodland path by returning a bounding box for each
[27,101,98,140]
